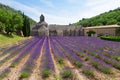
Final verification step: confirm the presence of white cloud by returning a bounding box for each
[0,0,71,24]
[0,0,120,25]
[81,0,120,18]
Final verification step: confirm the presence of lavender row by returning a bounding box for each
[53,37,84,68]
[40,37,54,78]
[20,37,44,79]
[10,37,40,67]
[50,37,65,61]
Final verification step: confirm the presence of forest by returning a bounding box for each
[73,8,120,27]
[0,3,36,36]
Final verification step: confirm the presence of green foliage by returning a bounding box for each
[84,57,89,61]
[77,53,85,57]
[100,66,112,74]
[87,30,96,36]
[114,56,120,61]
[92,61,100,68]
[73,8,120,27]
[91,61,112,74]
[117,22,120,25]
[88,52,95,56]
[95,54,101,59]
[42,69,51,78]
[103,58,111,64]
[0,22,5,32]
[20,72,30,78]
[58,58,65,64]
[100,36,120,42]
[112,62,120,70]
[75,61,83,68]
[10,62,18,67]
[22,14,30,37]
[0,3,36,35]
[61,70,72,78]
[82,68,94,77]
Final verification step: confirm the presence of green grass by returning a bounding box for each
[0,34,26,46]
[61,70,72,78]
[42,69,51,78]
[82,68,94,77]
[20,72,30,79]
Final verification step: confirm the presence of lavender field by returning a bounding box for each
[0,36,120,80]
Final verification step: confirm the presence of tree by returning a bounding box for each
[5,13,23,35]
[22,13,30,37]
[87,30,96,36]
[0,22,5,32]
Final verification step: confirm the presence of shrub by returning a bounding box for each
[75,61,83,68]
[83,50,87,53]
[87,30,96,36]
[58,58,65,64]
[114,56,120,61]
[100,36,120,42]
[88,52,94,56]
[10,62,18,67]
[95,54,101,59]
[92,61,100,68]
[82,68,94,77]
[77,53,85,57]
[100,66,112,74]
[103,58,111,64]
[84,57,89,61]
[112,62,120,70]
[92,61,112,74]
[20,72,30,78]
[42,69,51,78]
[61,70,72,78]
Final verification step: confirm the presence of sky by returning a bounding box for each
[0,0,120,25]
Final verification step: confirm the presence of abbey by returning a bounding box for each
[30,15,83,36]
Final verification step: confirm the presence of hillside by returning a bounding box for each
[0,3,36,25]
[0,3,36,35]
[73,8,120,27]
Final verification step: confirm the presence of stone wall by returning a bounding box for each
[30,24,83,36]
[84,25,120,36]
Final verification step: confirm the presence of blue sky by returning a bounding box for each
[0,0,120,25]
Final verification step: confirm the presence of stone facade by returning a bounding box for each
[30,15,120,37]
[84,25,120,36]
[30,15,83,36]
[31,14,49,36]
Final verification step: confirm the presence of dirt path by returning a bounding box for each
[0,53,20,73]
[93,70,120,80]
[53,39,89,80]
[4,54,30,80]
[0,53,10,61]
[65,60,89,80]
[4,39,41,80]
[48,38,60,80]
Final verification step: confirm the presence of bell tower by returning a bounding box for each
[40,14,45,22]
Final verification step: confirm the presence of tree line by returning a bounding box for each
[73,8,120,27]
[0,3,36,37]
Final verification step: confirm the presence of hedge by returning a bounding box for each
[100,36,120,42]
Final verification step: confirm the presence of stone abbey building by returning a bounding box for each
[30,14,120,36]
[30,15,83,36]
